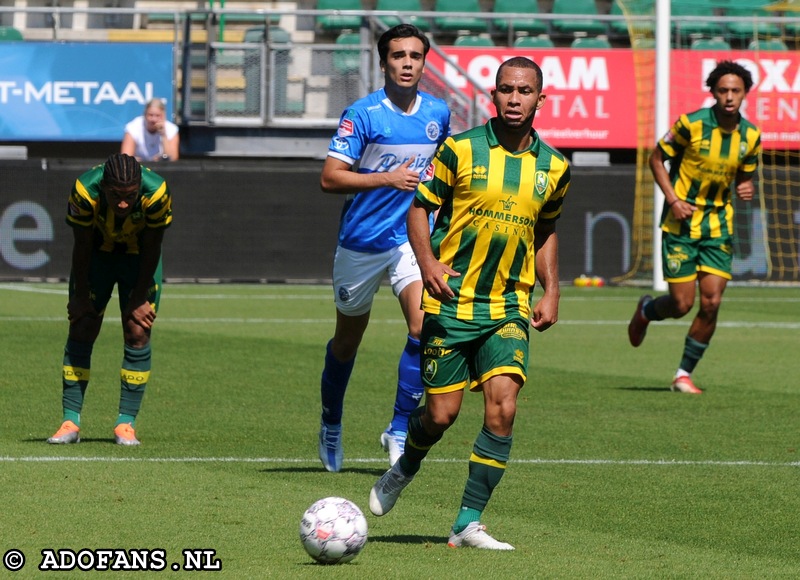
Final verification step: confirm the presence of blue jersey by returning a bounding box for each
[327,88,451,253]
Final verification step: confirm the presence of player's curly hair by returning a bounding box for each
[378,24,430,63]
[103,153,141,187]
[706,60,754,93]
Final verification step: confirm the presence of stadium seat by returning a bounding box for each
[333,31,363,75]
[492,0,548,38]
[375,0,430,31]
[0,26,23,41]
[551,0,607,37]
[513,35,555,49]
[316,0,363,33]
[672,0,722,43]
[433,0,488,35]
[723,0,781,40]
[690,37,731,51]
[570,36,612,49]
[453,34,495,47]
[748,38,788,51]
[609,0,654,40]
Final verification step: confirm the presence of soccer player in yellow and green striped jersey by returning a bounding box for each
[47,153,172,446]
[369,57,570,550]
[628,60,761,394]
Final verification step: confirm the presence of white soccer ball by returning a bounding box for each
[299,496,368,565]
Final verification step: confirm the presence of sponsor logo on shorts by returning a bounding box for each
[513,349,525,365]
[423,359,437,382]
[498,322,526,340]
[337,286,351,302]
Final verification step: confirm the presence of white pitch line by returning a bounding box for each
[1,456,797,467]
[3,316,799,329]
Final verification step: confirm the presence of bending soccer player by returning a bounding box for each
[370,57,570,550]
[628,60,761,394]
[47,153,173,445]
[317,24,450,472]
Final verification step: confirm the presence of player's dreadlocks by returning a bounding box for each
[103,153,141,188]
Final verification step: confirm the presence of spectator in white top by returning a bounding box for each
[121,98,180,162]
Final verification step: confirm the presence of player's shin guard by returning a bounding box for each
[320,339,355,425]
[399,406,442,476]
[62,338,93,425]
[679,336,708,374]
[390,335,423,433]
[117,343,151,426]
[458,426,512,521]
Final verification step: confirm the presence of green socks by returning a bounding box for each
[453,426,513,534]
[679,336,708,374]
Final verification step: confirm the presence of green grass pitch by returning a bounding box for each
[1,282,798,578]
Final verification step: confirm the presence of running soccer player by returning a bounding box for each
[370,57,570,550]
[628,60,761,394]
[47,153,173,445]
[317,24,451,472]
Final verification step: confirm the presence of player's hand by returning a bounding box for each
[420,260,460,303]
[125,300,157,330]
[670,199,697,220]
[389,158,421,192]
[531,294,558,332]
[736,180,754,201]
[67,296,97,324]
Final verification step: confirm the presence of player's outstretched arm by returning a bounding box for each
[407,199,458,302]
[531,221,559,332]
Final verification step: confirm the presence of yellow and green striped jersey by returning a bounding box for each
[658,107,761,239]
[66,164,173,254]
[415,120,570,321]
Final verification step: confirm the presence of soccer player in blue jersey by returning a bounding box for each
[628,60,761,394]
[370,57,570,550]
[317,24,451,472]
[47,153,172,446]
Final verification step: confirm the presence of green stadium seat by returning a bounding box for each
[570,35,612,49]
[551,0,607,37]
[333,31,362,75]
[513,35,555,48]
[609,0,654,39]
[723,0,781,39]
[672,0,723,42]
[748,38,788,51]
[492,0,548,37]
[433,0,488,34]
[453,34,495,47]
[376,0,431,32]
[690,36,731,51]
[0,26,23,41]
[317,0,363,32]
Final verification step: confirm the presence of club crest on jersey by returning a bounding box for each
[421,163,435,182]
[535,171,549,196]
[426,121,441,142]
[338,119,354,138]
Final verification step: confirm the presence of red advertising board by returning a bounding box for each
[429,48,800,150]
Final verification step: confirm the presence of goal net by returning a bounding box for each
[616,0,800,285]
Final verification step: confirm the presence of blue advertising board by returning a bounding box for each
[0,43,174,141]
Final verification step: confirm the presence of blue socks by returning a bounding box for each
[390,335,424,434]
[320,339,355,425]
